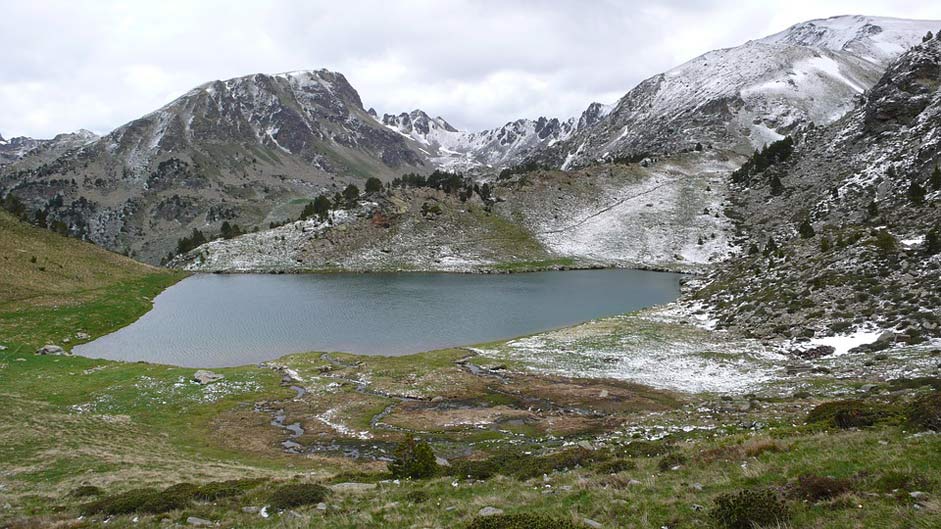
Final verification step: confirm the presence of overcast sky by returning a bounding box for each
[1,0,938,138]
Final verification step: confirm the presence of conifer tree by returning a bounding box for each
[931,165,941,190]
[798,219,815,239]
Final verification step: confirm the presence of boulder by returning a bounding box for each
[478,507,504,517]
[193,370,225,384]
[35,344,67,356]
[793,345,835,360]
[186,517,212,526]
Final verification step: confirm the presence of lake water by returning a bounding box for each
[74,270,683,367]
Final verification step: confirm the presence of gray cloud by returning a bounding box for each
[1,0,938,138]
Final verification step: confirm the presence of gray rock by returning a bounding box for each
[316,502,328,511]
[627,479,643,486]
[75,332,90,340]
[691,504,705,512]
[582,518,603,528]
[193,370,225,384]
[35,344,67,356]
[186,517,212,526]
[435,456,451,467]
[241,506,260,514]
[0,344,6,350]
[860,384,878,393]
[690,482,704,491]
[910,491,928,499]
[478,507,504,517]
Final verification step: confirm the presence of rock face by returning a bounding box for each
[193,370,225,384]
[35,344,68,356]
[691,37,941,343]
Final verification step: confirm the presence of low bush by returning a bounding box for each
[620,440,673,458]
[711,489,790,529]
[465,513,579,529]
[805,400,892,428]
[69,485,103,498]
[195,479,264,501]
[793,474,852,501]
[405,490,430,503]
[80,487,190,516]
[448,447,611,481]
[872,470,935,493]
[594,458,636,474]
[657,452,688,471]
[905,392,941,431]
[268,483,329,510]
[389,438,439,480]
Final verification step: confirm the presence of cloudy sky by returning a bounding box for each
[1,0,938,138]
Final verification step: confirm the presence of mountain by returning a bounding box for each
[0,70,431,262]
[379,103,614,172]
[0,130,98,166]
[530,15,940,169]
[689,34,941,346]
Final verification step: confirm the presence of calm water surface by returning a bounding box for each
[75,270,682,367]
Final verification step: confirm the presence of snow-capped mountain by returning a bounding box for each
[380,103,613,172]
[0,129,98,166]
[531,15,940,169]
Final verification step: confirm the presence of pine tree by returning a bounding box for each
[924,31,935,42]
[820,236,832,252]
[867,200,879,218]
[926,228,941,255]
[313,194,331,221]
[798,219,815,239]
[365,177,382,194]
[342,184,360,207]
[769,174,784,196]
[763,237,778,256]
[908,180,926,204]
[931,165,941,190]
[748,243,760,255]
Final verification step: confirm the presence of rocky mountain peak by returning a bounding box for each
[863,36,941,133]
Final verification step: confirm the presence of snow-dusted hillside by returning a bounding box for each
[532,15,940,169]
[692,35,941,345]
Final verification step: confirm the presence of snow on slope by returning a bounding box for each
[536,15,941,168]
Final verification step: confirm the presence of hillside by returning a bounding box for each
[170,150,737,273]
[531,16,940,168]
[0,209,183,351]
[690,35,941,348]
[0,70,432,264]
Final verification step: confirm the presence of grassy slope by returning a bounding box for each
[0,210,190,352]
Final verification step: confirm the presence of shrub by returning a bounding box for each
[465,513,579,529]
[872,470,935,493]
[595,458,637,474]
[447,447,610,481]
[906,392,941,431]
[793,474,852,501]
[268,483,329,509]
[657,452,688,471]
[195,479,264,501]
[405,490,430,503]
[711,489,790,529]
[805,400,891,428]
[389,438,439,480]
[80,487,191,516]
[69,485,103,498]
